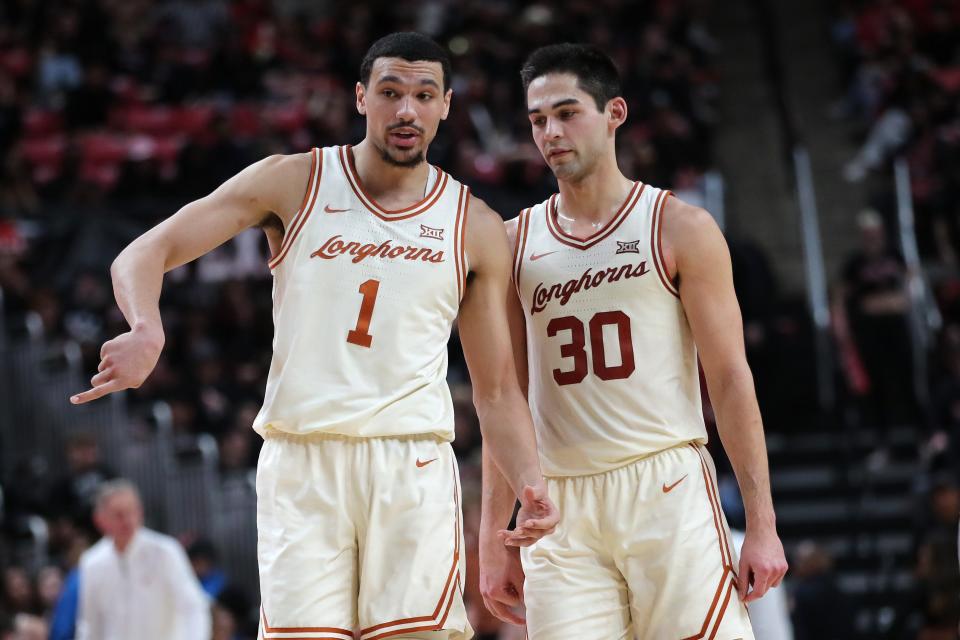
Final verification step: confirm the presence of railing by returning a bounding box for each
[892,157,940,409]
[0,322,260,597]
[703,170,726,232]
[793,147,834,412]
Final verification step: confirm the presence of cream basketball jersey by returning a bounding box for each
[513,183,707,476]
[253,145,469,441]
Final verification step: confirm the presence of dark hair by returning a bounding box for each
[360,32,451,91]
[520,43,622,111]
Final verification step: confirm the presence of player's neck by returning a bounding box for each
[350,140,431,200]
[556,159,634,227]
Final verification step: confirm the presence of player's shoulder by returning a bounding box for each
[464,192,507,238]
[662,193,718,237]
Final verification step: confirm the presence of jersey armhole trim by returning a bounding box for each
[453,185,468,301]
[268,147,322,270]
[512,208,531,299]
[650,190,681,298]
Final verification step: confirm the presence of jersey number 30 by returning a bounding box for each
[547,311,635,385]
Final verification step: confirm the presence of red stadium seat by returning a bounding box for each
[263,103,307,133]
[23,109,63,137]
[123,106,177,135]
[20,136,67,184]
[175,105,215,135]
[80,133,129,165]
[230,104,262,138]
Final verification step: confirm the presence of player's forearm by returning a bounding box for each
[474,388,543,495]
[480,444,519,539]
[110,238,167,343]
[709,366,777,532]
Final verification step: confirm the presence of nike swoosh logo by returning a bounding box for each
[324,205,350,213]
[415,457,438,468]
[662,475,688,493]
[529,251,558,261]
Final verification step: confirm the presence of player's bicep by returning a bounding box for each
[460,205,521,400]
[674,209,749,379]
[503,218,529,395]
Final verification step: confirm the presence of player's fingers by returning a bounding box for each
[521,515,559,531]
[483,594,525,625]
[736,561,750,601]
[503,535,539,547]
[90,369,114,388]
[744,578,770,602]
[70,379,124,405]
[97,357,111,372]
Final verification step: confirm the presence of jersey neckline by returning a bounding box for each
[339,145,448,221]
[545,181,646,250]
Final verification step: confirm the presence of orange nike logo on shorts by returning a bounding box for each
[324,204,350,213]
[662,474,688,493]
[416,457,438,468]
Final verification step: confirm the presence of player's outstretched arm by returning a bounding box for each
[460,197,558,536]
[664,196,788,603]
[70,152,313,404]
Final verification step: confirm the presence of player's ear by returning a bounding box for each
[441,88,453,120]
[356,82,367,115]
[607,97,627,131]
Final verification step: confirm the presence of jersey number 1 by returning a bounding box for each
[347,279,379,348]
[547,311,635,385]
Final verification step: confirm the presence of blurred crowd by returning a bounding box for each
[0,0,724,638]
[830,1,960,638]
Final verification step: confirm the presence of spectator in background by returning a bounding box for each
[1,568,36,617]
[913,477,960,639]
[47,433,115,534]
[790,541,854,640]
[832,209,914,452]
[77,480,210,640]
[188,539,227,600]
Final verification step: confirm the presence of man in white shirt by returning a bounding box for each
[77,479,211,640]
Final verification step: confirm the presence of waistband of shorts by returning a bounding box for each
[261,429,447,445]
[543,438,706,479]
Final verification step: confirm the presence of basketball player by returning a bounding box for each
[70,32,558,640]
[478,44,788,639]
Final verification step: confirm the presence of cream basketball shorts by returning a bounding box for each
[256,431,472,640]
[521,442,753,640]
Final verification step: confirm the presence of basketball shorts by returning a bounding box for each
[256,432,472,640]
[521,442,753,640]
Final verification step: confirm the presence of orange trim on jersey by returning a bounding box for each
[339,145,447,221]
[544,182,645,250]
[452,186,468,300]
[269,147,323,270]
[513,209,532,299]
[650,190,681,298]
[259,608,352,638]
[359,459,462,639]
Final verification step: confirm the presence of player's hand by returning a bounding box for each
[737,525,788,602]
[499,483,558,547]
[479,533,526,625]
[70,324,164,404]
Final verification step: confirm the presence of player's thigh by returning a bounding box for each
[356,438,470,640]
[257,435,359,636]
[615,445,753,640]
[521,476,632,640]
